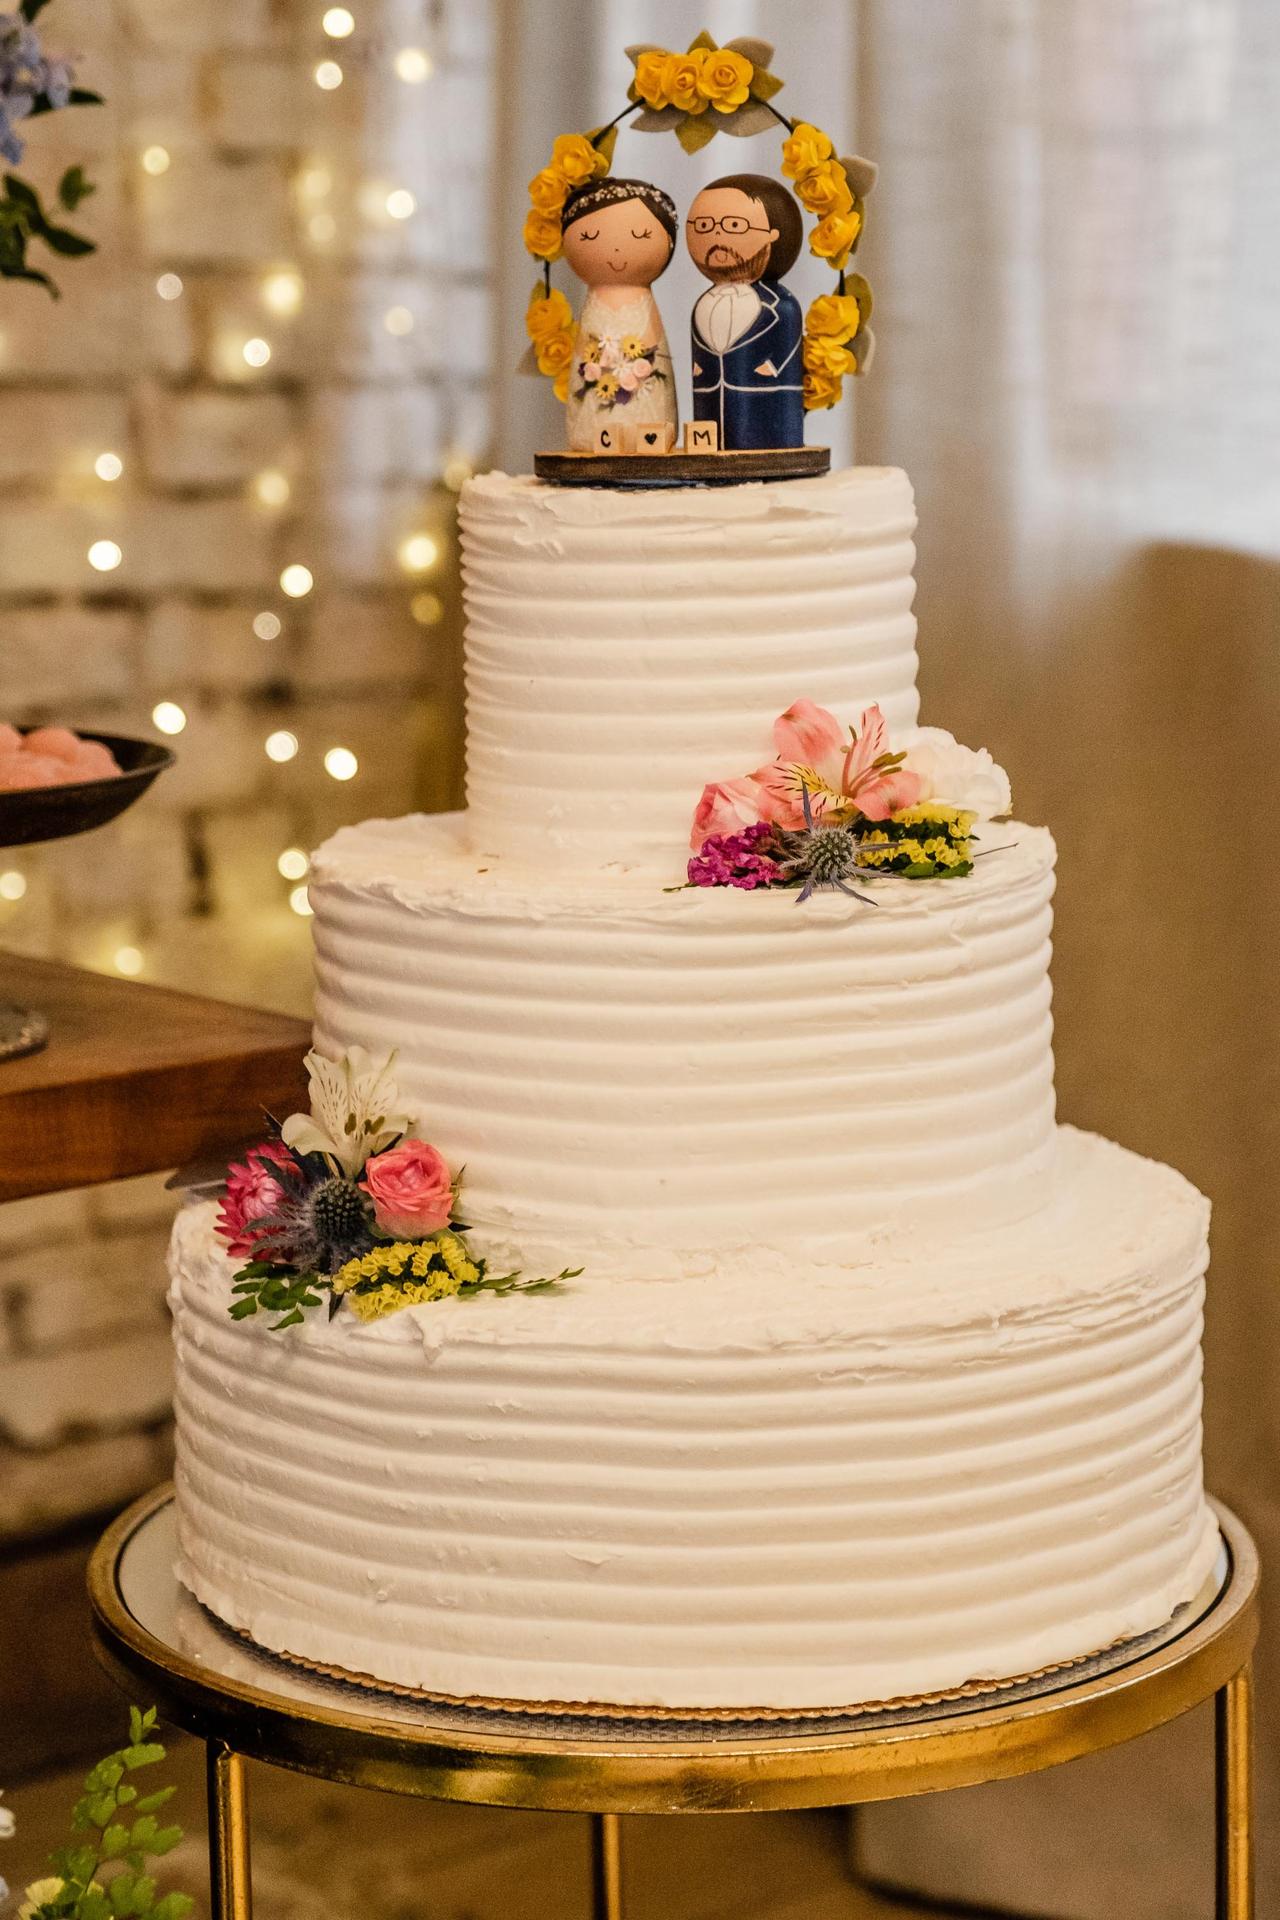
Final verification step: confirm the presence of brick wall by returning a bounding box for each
[0,0,493,1542]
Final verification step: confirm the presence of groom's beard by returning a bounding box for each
[703,241,772,283]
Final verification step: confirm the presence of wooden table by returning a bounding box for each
[0,953,310,1201]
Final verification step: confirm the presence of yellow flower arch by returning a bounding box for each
[523,33,876,414]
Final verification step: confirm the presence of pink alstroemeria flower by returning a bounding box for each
[689,699,922,852]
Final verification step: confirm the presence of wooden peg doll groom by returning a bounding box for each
[687,173,805,451]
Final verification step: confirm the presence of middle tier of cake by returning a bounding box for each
[310,811,1058,1277]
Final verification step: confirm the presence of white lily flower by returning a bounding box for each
[0,1789,12,1840]
[20,1880,71,1919]
[280,1047,413,1176]
[901,727,1012,818]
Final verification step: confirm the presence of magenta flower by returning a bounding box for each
[687,822,783,890]
[216,1139,293,1259]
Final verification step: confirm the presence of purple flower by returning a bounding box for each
[686,821,784,891]
[0,13,78,165]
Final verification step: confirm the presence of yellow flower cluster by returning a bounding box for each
[857,806,977,874]
[523,132,610,263]
[632,44,754,116]
[333,1231,481,1322]
[801,290,864,412]
[525,283,576,402]
[782,121,863,271]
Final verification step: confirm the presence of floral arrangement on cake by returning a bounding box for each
[573,326,668,414]
[217,1047,578,1330]
[6,1708,192,1920]
[523,33,875,411]
[686,700,1011,902]
[0,1,101,295]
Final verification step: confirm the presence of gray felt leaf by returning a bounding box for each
[624,43,664,60]
[725,36,776,68]
[632,105,684,133]
[722,101,780,138]
[516,342,541,376]
[852,326,875,375]
[841,154,879,198]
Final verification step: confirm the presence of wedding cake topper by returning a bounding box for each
[523,32,876,485]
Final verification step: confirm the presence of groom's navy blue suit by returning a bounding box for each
[691,277,804,451]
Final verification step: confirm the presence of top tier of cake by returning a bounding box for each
[459,467,919,869]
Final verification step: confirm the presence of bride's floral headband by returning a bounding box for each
[522,32,876,414]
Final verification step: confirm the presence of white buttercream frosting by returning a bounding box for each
[459,467,920,868]
[308,811,1058,1274]
[170,1127,1217,1711]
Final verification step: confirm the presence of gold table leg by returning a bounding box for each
[590,1811,624,1920]
[207,1743,252,1920]
[1216,1664,1254,1919]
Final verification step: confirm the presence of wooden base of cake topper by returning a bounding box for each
[534,446,831,489]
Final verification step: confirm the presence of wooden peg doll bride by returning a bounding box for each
[559,177,679,451]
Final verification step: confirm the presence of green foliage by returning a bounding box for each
[25,1708,194,1920]
[230,1260,328,1329]
[0,170,95,296]
[458,1265,582,1299]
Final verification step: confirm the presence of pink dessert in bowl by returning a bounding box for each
[0,724,122,791]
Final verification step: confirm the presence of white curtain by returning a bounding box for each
[495,5,1280,1911]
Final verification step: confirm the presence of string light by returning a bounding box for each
[113,945,144,977]
[242,337,272,368]
[394,47,432,83]
[308,212,337,244]
[299,164,332,200]
[155,273,183,301]
[398,532,438,574]
[94,451,124,481]
[261,269,304,316]
[385,188,415,221]
[151,701,187,736]
[322,6,355,35]
[254,469,291,508]
[289,884,314,917]
[324,746,358,781]
[280,563,313,597]
[88,540,122,572]
[253,611,283,641]
[277,847,309,881]
[383,305,414,336]
[141,145,170,176]
[0,871,27,901]
[314,59,343,90]
[265,730,299,763]
[410,592,443,625]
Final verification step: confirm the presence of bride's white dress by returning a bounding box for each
[565,289,678,452]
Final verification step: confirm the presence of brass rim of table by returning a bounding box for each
[88,1484,1259,1815]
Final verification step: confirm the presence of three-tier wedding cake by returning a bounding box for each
[168,464,1218,1712]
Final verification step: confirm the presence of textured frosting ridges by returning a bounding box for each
[309,813,1058,1273]
[170,1127,1217,1711]
[459,468,920,867]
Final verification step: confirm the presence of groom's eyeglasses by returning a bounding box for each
[687,215,771,236]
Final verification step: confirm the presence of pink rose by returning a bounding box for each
[691,772,797,851]
[582,360,601,381]
[360,1138,454,1238]
[617,364,639,391]
[217,1140,293,1259]
[631,357,653,380]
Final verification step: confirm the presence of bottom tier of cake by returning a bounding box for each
[169,1125,1218,1713]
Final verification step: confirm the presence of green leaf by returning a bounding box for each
[108,1874,137,1916]
[151,1897,195,1920]
[78,1892,112,1920]
[115,1786,137,1807]
[121,1743,165,1771]
[101,1823,131,1858]
[27,86,104,115]
[128,1816,158,1851]
[88,1793,119,1827]
[750,70,784,102]
[676,113,718,156]
[130,1787,175,1816]
[5,172,44,216]
[40,222,95,257]
[58,166,96,210]
[20,0,53,19]
[148,1826,183,1857]
[587,123,619,169]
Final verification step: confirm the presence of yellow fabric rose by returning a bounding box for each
[526,286,573,344]
[535,330,575,379]
[550,132,608,189]
[809,206,863,269]
[803,366,843,412]
[523,208,563,261]
[696,47,753,113]
[528,166,568,215]
[553,365,571,403]
[806,291,862,344]
[634,49,674,109]
[781,121,834,182]
[665,49,710,113]
[795,159,854,220]
[803,332,857,378]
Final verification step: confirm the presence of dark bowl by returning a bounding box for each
[0,731,176,849]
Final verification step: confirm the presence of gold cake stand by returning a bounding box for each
[88,1486,1259,1920]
